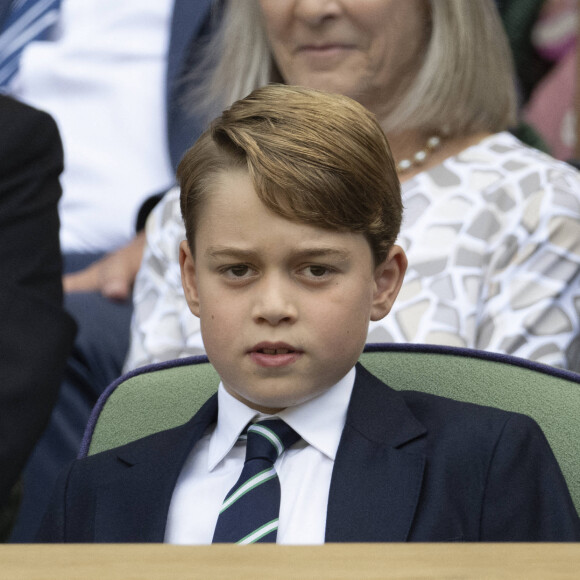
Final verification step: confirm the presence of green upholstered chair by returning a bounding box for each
[80,343,580,515]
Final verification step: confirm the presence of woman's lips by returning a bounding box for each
[298,43,354,56]
[296,44,355,69]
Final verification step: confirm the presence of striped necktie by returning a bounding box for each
[0,0,61,89]
[212,419,301,544]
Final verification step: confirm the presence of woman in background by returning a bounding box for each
[126,0,580,372]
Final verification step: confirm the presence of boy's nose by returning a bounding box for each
[252,276,297,326]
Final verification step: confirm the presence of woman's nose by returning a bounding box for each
[293,0,343,26]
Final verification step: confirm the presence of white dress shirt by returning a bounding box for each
[164,367,356,544]
[13,0,175,253]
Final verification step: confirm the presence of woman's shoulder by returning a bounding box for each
[407,131,580,200]
[458,131,580,180]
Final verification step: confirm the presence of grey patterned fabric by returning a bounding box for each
[125,133,580,372]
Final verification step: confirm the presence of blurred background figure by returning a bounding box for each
[0,95,76,540]
[522,0,578,160]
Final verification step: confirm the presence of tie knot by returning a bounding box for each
[245,419,300,464]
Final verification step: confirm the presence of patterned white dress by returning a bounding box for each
[125,132,580,372]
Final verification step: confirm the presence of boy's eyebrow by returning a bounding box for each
[205,246,351,261]
[205,247,258,260]
[291,248,351,261]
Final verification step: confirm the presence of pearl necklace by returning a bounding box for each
[396,135,442,174]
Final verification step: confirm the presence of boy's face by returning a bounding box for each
[180,169,406,413]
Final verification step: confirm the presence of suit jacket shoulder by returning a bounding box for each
[326,364,579,542]
[36,395,218,542]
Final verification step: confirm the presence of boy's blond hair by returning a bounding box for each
[178,85,402,265]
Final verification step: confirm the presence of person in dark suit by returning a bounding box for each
[37,86,580,543]
[0,95,76,539]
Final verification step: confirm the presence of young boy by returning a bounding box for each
[38,86,579,543]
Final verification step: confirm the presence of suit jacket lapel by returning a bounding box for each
[94,395,218,542]
[326,364,427,542]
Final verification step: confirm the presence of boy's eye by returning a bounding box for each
[306,265,329,277]
[300,264,336,280]
[227,265,251,277]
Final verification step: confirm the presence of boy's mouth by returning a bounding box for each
[258,347,292,355]
[249,342,303,367]
[250,342,300,354]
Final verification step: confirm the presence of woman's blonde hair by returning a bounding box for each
[188,0,517,136]
[178,85,402,265]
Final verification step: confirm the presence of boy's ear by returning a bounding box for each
[179,240,201,318]
[370,245,407,321]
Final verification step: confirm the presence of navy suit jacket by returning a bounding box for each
[37,364,579,542]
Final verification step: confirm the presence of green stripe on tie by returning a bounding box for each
[237,519,279,545]
[219,467,277,513]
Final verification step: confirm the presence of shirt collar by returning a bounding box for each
[208,367,356,471]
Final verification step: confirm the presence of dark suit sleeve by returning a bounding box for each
[479,413,580,541]
[0,96,76,510]
[35,461,73,543]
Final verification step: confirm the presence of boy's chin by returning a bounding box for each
[243,389,328,414]
[231,390,313,415]
[223,373,340,413]
[245,401,287,415]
